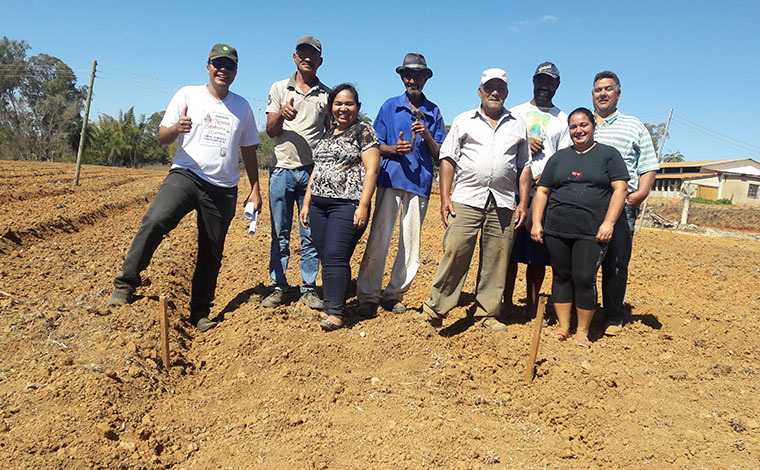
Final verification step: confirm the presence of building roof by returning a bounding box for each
[659,159,741,168]
[655,172,717,180]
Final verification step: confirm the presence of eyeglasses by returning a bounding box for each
[211,59,237,71]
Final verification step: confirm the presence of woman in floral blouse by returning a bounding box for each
[300,83,380,331]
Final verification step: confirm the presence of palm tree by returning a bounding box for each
[663,150,685,163]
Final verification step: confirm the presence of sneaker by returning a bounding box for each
[107,289,131,306]
[481,317,507,333]
[381,299,406,315]
[603,322,624,336]
[261,288,285,308]
[299,290,324,310]
[195,317,217,332]
[356,302,378,318]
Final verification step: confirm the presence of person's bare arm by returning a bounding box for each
[240,145,262,212]
[299,171,315,229]
[439,157,456,227]
[627,170,656,206]
[531,186,550,244]
[266,97,297,138]
[379,131,412,159]
[159,105,191,144]
[597,180,628,242]
[514,166,532,229]
[355,145,381,228]
[411,120,440,160]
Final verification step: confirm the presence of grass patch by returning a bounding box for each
[692,197,732,205]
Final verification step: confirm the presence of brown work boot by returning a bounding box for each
[261,288,285,308]
[412,303,443,328]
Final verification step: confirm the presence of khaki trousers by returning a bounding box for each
[423,199,515,320]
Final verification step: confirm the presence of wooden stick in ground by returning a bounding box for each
[159,297,170,370]
[525,297,548,382]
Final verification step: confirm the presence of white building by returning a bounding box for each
[651,158,760,206]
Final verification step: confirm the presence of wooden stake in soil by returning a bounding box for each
[159,297,170,370]
[525,296,548,382]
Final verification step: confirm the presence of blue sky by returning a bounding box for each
[3,0,760,162]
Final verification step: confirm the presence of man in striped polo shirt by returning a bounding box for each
[592,71,659,336]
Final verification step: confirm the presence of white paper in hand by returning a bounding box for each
[244,202,256,220]
[244,202,257,236]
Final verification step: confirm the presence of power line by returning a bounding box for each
[672,114,760,153]
[669,121,760,157]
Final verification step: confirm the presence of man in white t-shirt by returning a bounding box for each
[107,44,262,333]
[504,62,571,320]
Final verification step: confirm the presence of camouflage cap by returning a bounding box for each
[209,44,238,64]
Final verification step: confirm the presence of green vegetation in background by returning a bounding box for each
[692,197,732,205]
[0,36,85,161]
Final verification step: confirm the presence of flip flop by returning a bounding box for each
[553,331,570,341]
[575,338,592,349]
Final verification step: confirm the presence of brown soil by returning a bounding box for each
[0,161,758,469]
[646,198,760,233]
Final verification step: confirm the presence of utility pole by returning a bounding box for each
[637,107,673,232]
[73,60,97,186]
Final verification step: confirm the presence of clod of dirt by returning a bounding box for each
[118,441,136,452]
[96,422,118,441]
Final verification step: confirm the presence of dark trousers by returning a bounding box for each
[545,235,607,311]
[308,196,367,318]
[114,168,237,320]
[601,206,636,323]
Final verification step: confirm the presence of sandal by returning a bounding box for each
[553,331,570,341]
[319,316,343,331]
[574,337,592,349]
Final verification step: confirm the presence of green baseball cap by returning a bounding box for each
[209,44,238,64]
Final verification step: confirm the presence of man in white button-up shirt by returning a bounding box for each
[419,68,530,332]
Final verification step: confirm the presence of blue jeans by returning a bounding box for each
[601,204,639,324]
[268,166,319,292]
[308,196,367,318]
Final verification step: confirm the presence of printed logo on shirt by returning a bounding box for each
[200,111,233,157]
[525,110,550,141]
[570,171,583,181]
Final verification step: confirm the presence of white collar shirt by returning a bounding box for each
[441,106,530,210]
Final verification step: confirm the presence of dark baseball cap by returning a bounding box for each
[209,44,238,64]
[534,62,559,78]
[296,35,322,53]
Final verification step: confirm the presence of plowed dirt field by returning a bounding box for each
[0,161,758,469]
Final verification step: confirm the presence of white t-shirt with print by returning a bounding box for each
[509,101,571,179]
[161,85,259,188]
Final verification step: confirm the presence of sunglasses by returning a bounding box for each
[211,59,237,71]
[483,83,507,94]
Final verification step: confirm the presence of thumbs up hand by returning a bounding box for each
[395,130,412,155]
[177,105,192,133]
[281,97,298,121]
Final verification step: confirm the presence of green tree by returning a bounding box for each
[644,122,666,156]
[662,150,685,163]
[256,130,274,170]
[0,37,85,161]
[137,111,170,166]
